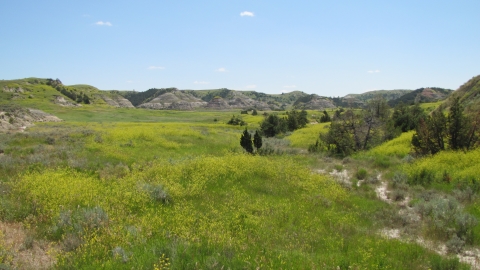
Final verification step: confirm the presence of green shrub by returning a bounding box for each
[409,168,435,186]
[227,115,246,126]
[334,164,344,172]
[374,155,391,168]
[430,256,463,270]
[356,168,367,180]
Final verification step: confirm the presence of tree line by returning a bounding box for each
[412,97,479,155]
[46,78,90,104]
[311,96,480,157]
[239,109,308,153]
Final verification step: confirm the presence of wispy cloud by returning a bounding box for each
[194,81,209,85]
[240,11,254,17]
[367,70,380,73]
[148,66,165,70]
[95,21,112,26]
[216,67,227,72]
[283,85,297,88]
[246,85,256,89]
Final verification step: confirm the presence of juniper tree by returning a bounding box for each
[253,130,263,150]
[319,110,331,123]
[448,97,466,150]
[240,128,253,153]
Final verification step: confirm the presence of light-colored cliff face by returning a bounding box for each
[100,95,135,108]
[0,108,62,133]
[138,91,207,110]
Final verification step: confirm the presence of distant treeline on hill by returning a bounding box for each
[46,78,90,104]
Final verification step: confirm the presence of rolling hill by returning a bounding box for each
[387,87,453,107]
[436,75,480,113]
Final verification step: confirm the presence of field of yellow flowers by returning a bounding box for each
[0,109,469,269]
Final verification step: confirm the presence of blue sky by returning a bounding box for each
[1,1,479,96]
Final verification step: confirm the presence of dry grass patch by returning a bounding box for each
[0,221,58,269]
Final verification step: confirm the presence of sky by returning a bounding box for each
[1,0,479,96]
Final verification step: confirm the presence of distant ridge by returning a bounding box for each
[1,77,463,112]
[387,87,453,107]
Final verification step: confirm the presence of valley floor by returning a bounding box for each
[0,108,478,269]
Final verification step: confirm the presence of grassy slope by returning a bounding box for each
[346,89,412,101]
[438,75,480,113]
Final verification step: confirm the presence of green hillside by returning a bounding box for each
[344,89,412,101]
[437,75,480,113]
[388,87,453,107]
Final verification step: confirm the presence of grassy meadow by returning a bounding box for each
[0,102,475,269]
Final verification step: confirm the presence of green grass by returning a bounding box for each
[287,122,330,148]
[367,131,413,158]
[15,154,453,269]
[0,98,471,269]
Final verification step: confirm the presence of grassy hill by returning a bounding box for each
[344,89,412,102]
[0,78,135,114]
[437,75,480,113]
[388,87,453,107]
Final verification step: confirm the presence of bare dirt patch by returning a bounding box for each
[0,221,57,269]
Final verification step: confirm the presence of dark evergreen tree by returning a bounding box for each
[253,130,263,150]
[260,114,287,137]
[227,115,246,126]
[252,109,258,116]
[319,110,331,123]
[320,120,355,156]
[298,109,308,127]
[412,115,445,156]
[448,97,466,150]
[240,128,253,153]
[287,111,299,131]
[392,102,426,132]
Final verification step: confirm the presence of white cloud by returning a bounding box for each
[240,11,254,17]
[216,67,227,72]
[95,21,112,26]
[194,81,209,85]
[246,85,256,89]
[283,85,297,88]
[148,66,165,70]
[367,70,380,73]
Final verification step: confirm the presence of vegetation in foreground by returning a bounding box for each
[4,75,480,268]
[0,106,472,269]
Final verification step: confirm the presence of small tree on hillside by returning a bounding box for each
[299,109,308,127]
[253,130,263,151]
[319,110,331,123]
[448,97,467,150]
[260,114,287,137]
[240,128,253,154]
